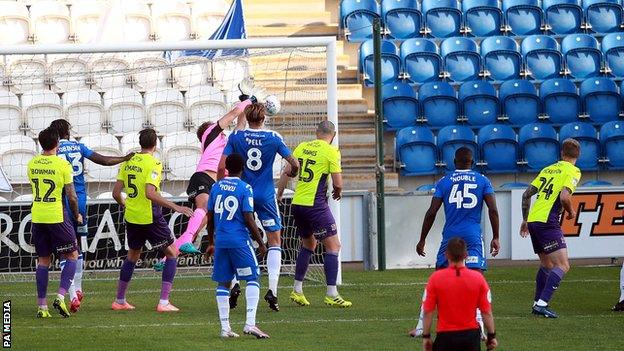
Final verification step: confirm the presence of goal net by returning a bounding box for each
[0,37,339,284]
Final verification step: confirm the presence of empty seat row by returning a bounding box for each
[383,78,624,129]
[342,0,624,41]
[0,0,230,45]
[0,86,228,137]
[395,121,624,175]
[0,55,248,93]
[359,33,624,84]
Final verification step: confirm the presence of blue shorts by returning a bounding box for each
[254,195,282,232]
[212,242,260,283]
[436,237,487,271]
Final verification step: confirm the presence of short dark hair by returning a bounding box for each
[562,138,581,159]
[49,119,71,139]
[454,146,473,165]
[446,237,467,263]
[139,128,157,149]
[38,128,59,151]
[196,121,214,141]
[225,153,244,175]
[245,103,265,124]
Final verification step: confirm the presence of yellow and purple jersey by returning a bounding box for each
[292,139,341,207]
[116,153,163,225]
[528,161,581,225]
[27,155,73,224]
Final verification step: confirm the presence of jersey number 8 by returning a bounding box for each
[247,148,262,171]
[449,183,478,209]
[215,194,239,220]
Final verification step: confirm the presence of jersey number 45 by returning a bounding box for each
[449,184,478,209]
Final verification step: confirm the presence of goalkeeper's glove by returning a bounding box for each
[239,94,257,104]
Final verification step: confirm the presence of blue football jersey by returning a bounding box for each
[433,170,494,242]
[57,139,93,196]
[223,129,291,200]
[208,177,255,249]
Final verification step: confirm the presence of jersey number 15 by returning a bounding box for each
[449,183,478,209]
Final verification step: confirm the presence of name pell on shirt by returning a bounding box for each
[245,138,262,146]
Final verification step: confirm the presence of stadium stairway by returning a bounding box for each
[245,0,400,191]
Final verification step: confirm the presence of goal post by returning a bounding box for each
[0,36,340,283]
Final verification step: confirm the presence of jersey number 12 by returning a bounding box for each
[449,183,478,209]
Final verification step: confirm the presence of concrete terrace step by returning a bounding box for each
[269,112,374,129]
[342,172,399,190]
[249,53,350,71]
[280,99,368,114]
[244,11,332,26]
[252,68,358,82]
[342,155,394,170]
[244,0,327,13]
[338,142,376,158]
[246,24,339,38]
[280,127,375,144]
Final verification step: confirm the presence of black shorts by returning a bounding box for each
[433,329,481,351]
[186,172,216,202]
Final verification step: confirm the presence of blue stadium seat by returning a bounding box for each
[540,78,581,125]
[519,123,560,170]
[561,34,602,78]
[416,183,436,191]
[340,0,381,42]
[359,39,401,87]
[383,0,422,40]
[500,182,529,189]
[437,125,478,171]
[440,37,481,82]
[584,0,623,34]
[521,35,563,80]
[419,81,459,127]
[581,180,613,186]
[481,36,522,81]
[543,0,583,34]
[400,38,442,83]
[382,82,418,131]
[462,0,503,37]
[396,126,438,175]
[504,0,544,36]
[559,121,600,170]
[601,32,624,77]
[600,120,624,168]
[422,0,462,38]
[499,80,541,126]
[580,77,621,123]
[459,81,499,126]
[478,124,519,173]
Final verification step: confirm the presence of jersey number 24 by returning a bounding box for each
[449,183,478,209]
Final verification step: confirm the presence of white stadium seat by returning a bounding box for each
[64,89,104,137]
[103,87,146,135]
[48,57,89,92]
[0,2,31,45]
[120,132,162,160]
[80,133,122,182]
[0,135,37,184]
[162,131,200,180]
[145,88,187,134]
[14,194,33,202]
[191,0,229,40]
[212,58,250,91]
[30,1,72,44]
[172,56,212,90]
[96,191,126,200]
[186,85,227,128]
[123,1,153,42]
[7,58,47,93]
[21,89,63,135]
[89,58,130,91]
[152,0,193,42]
[131,57,171,91]
[71,0,107,44]
[0,91,24,137]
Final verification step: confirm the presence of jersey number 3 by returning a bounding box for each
[215,194,239,220]
[449,183,478,209]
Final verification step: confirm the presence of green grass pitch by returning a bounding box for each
[5,265,623,350]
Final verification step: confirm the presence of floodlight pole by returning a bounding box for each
[373,18,386,271]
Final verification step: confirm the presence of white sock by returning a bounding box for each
[267,247,281,295]
[57,293,64,300]
[68,282,77,301]
[216,291,231,331]
[116,298,126,304]
[74,256,84,292]
[231,277,239,286]
[416,291,426,329]
[536,299,548,307]
[293,280,303,294]
[619,262,624,302]
[159,299,169,306]
[326,285,338,297]
[245,282,260,327]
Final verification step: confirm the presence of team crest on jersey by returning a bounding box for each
[151,171,158,180]
[572,178,579,186]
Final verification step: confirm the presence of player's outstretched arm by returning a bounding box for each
[87,152,134,166]
[145,184,194,217]
[484,194,500,257]
[217,155,227,180]
[243,212,267,258]
[559,187,576,220]
[112,180,125,207]
[217,99,252,130]
[416,198,442,257]
[330,172,343,200]
[64,182,83,225]
[520,185,538,237]
[276,163,292,202]
[284,156,299,178]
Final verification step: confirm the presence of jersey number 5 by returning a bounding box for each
[449,183,478,209]
[215,194,239,220]
[127,174,138,198]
